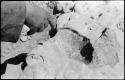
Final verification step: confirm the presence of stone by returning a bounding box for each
[92,28,120,67]
[1,64,22,79]
[20,36,31,42]
[1,1,56,43]
[1,1,26,43]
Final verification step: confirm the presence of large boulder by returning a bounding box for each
[1,1,26,43]
[25,1,57,36]
[1,1,57,43]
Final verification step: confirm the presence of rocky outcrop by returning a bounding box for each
[1,1,124,79]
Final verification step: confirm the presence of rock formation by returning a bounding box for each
[1,1,124,79]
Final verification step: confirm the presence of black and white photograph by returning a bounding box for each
[1,0,124,79]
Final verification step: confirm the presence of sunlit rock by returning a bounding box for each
[1,64,22,79]
[92,28,120,67]
[57,1,124,40]
[20,29,91,79]
[57,12,73,29]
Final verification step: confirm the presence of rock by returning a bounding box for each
[18,66,34,79]
[1,64,22,79]
[1,53,28,76]
[2,26,123,79]
[1,1,26,43]
[20,36,32,42]
[20,28,105,79]
[20,25,31,42]
[80,42,94,64]
[1,1,124,79]
[57,12,73,29]
[92,28,120,67]
[57,1,124,39]
[1,25,50,67]
[19,29,88,79]
[56,1,75,13]
[25,1,56,36]
[1,1,56,43]
[21,25,30,35]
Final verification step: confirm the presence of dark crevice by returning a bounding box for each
[98,13,103,18]
[99,27,108,38]
[1,62,7,76]
[102,27,107,34]
[60,27,94,64]
[21,60,27,70]
[68,17,71,21]
[27,27,37,36]
[59,27,91,46]
[53,5,65,15]
[82,36,90,42]
[90,16,94,19]
[49,28,58,38]
[38,43,43,45]
[80,42,94,64]
[1,53,28,75]
[69,4,75,12]
[60,27,83,38]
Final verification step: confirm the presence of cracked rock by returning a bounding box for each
[92,28,120,67]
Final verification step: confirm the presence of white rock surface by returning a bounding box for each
[20,36,32,42]
[1,64,22,79]
[57,1,124,40]
[19,30,90,79]
[20,25,31,42]
[19,28,123,79]
[92,28,120,67]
